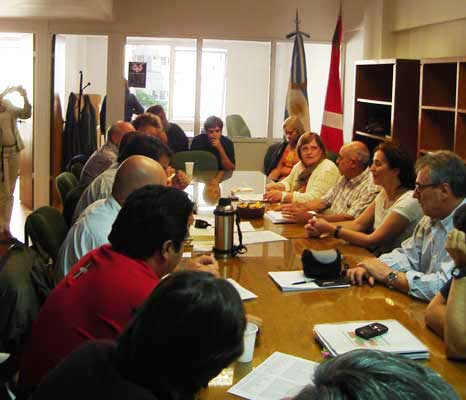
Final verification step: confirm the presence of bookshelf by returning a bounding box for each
[418,57,466,160]
[352,59,420,160]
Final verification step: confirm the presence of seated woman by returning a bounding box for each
[305,143,423,253]
[264,132,340,204]
[266,116,305,181]
[29,271,246,400]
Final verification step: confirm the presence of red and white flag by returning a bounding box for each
[320,14,343,153]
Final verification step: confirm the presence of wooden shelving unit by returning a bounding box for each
[418,57,466,160]
[352,59,420,160]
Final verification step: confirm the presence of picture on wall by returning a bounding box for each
[128,62,147,88]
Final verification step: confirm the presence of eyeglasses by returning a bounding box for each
[414,182,440,192]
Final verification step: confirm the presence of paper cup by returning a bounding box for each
[185,161,195,176]
[238,322,258,363]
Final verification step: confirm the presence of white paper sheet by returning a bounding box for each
[237,193,266,202]
[265,211,295,224]
[228,352,318,400]
[227,278,258,300]
[240,230,287,245]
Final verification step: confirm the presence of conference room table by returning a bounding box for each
[185,171,466,398]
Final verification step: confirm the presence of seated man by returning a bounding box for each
[425,204,466,360]
[19,185,219,390]
[347,150,466,301]
[73,133,172,222]
[281,141,380,223]
[190,116,235,171]
[56,155,167,280]
[79,121,135,187]
[132,112,168,145]
[147,104,189,153]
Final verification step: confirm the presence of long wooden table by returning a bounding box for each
[188,171,466,397]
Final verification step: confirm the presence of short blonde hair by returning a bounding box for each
[282,116,305,136]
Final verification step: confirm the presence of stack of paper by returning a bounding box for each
[265,211,294,224]
[227,278,257,300]
[313,319,429,359]
[228,352,318,400]
[268,271,349,291]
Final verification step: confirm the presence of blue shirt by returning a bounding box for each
[379,198,466,301]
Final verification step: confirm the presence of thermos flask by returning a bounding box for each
[214,197,236,258]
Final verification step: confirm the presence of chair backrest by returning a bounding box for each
[24,206,68,263]
[55,172,79,206]
[263,142,283,174]
[327,150,339,164]
[172,151,219,172]
[62,185,86,228]
[226,114,252,138]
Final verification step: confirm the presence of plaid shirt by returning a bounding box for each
[321,168,380,218]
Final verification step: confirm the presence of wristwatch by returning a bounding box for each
[451,266,466,280]
[386,271,398,289]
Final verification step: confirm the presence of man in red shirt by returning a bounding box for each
[19,185,217,390]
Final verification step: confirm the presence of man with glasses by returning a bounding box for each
[190,116,235,171]
[347,150,466,301]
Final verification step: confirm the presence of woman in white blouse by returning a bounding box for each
[306,143,423,253]
[263,132,340,204]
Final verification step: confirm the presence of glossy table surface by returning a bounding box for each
[186,171,466,398]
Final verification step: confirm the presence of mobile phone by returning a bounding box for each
[355,322,389,340]
[314,277,348,287]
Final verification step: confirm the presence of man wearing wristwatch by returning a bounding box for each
[425,205,466,359]
[347,151,466,302]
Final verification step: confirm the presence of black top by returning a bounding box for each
[190,133,235,170]
[166,123,189,153]
[440,278,452,300]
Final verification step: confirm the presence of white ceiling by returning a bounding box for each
[0,0,113,20]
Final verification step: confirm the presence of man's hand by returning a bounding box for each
[185,254,220,277]
[263,190,283,203]
[446,229,466,267]
[355,257,392,283]
[209,136,222,150]
[346,266,375,286]
[280,204,311,223]
[171,170,191,190]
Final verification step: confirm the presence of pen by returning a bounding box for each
[291,279,314,285]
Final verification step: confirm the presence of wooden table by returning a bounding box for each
[188,171,466,397]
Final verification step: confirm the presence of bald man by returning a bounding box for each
[55,155,167,281]
[281,141,380,223]
[80,121,135,187]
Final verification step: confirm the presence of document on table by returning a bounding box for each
[227,278,257,300]
[265,211,295,224]
[237,193,266,202]
[228,352,318,400]
[240,230,287,245]
[268,270,349,291]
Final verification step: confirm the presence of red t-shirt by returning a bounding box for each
[19,245,160,386]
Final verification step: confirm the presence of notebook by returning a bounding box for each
[265,210,295,224]
[268,270,349,291]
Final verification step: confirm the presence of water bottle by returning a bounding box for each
[214,197,236,258]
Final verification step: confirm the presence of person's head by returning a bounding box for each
[414,151,466,219]
[108,185,193,275]
[293,349,458,400]
[132,113,163,138]
[107,121,135,147]
[204,116,224,140]
[369,143,415,190]
[146,104,168,129]
[296,132,326,168]
[337,141,370,178]
[111,156,167,205]
[117,132,173,171]
[282,116,305,147]
[116,270,246,399]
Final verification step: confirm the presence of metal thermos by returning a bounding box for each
[214,197,236,258]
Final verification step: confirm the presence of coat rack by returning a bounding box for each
[77,70,91,125]
[286,9,310,39]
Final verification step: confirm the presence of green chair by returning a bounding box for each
[55,172,79,207]
[171,151,218,172]
[24,206,68,264]
[327,151,339,164]
[226,114,252,138]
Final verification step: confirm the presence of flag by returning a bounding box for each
[320,14,343,153]
[285,32,310,131]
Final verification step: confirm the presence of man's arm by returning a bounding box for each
[446,277,466,359]
[425,291,447,338]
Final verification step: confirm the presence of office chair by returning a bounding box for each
[55,172,79,207]
[226,114,252,138]
[172,151,218,172]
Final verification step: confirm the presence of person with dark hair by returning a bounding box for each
[264,132,340,203]
[190,116,235,170]
[306,143,422,253]
[132,112,168,145]
[348,150,466,301]
[79,121,135,187]
[292,349,458,400]
[147,104,188,153]
[19,186,219,392]
[28,271,245,400]
[72,132,171,222]
[280,141,380,223]
[426,203,466,359]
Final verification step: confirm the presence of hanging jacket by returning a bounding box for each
[79,95,97,156]
[62,93,79,169]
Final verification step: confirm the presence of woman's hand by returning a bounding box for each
[265,182,284,191]
[304,217,335,235]
[263,190,283,203]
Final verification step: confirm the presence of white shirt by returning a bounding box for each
[73,164,118,222]
[56,195,121,281]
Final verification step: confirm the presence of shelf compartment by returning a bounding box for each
[354,101,392,138]
[355,64,393,102]
[418,109,455,151]
[455,113,466,160]
[459,62,466,110]
[421,63,457,108]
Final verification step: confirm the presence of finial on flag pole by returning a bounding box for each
[286,9,310,39]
